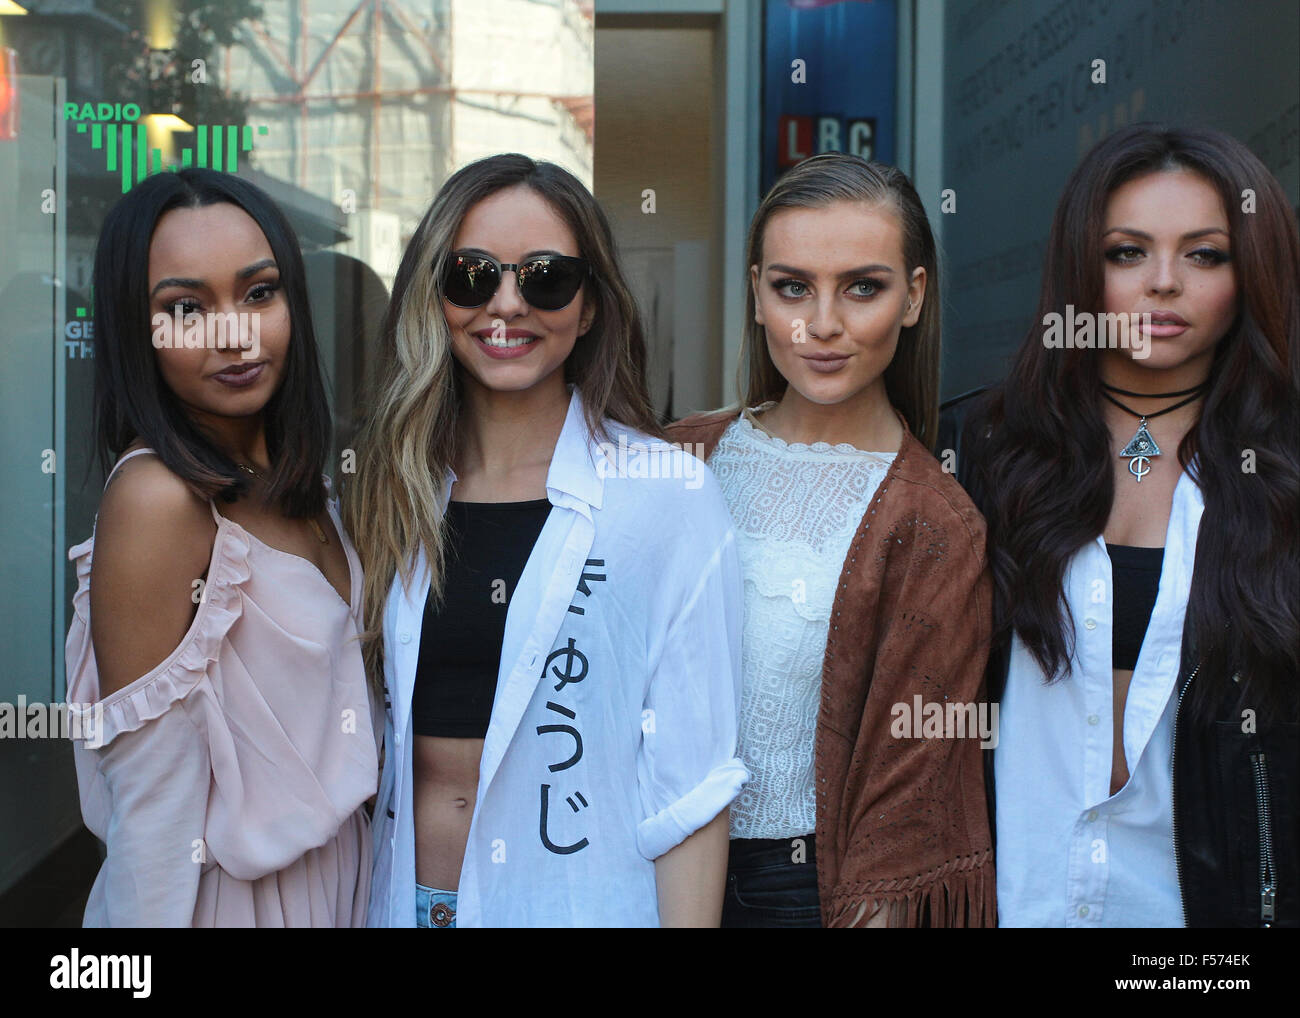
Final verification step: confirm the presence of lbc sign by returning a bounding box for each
[778,115,876,167]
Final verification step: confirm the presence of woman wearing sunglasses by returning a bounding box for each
[344,153,746,927]
[667,153,995,927]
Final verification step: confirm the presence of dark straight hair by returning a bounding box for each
[968,123,1300,721]
[91,168,331,517]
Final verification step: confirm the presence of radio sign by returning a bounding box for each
[761,0,897,192]
[777,115,877,167]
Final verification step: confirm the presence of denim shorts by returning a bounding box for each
[415,882,458,928]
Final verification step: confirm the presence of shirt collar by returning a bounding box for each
[440,384,606,516]
[546,384,605,517]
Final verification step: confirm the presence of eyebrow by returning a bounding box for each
[455,247,570,260]
[1103,227,1229,241]
[150,259,279,297]
[765,262,895,277]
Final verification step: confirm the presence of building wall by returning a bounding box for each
[934,0,1300,398]
[594,23,721,419]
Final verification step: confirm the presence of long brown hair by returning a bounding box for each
[737,153,941,447]
[967,123,1300,720]
[341,154,660,692]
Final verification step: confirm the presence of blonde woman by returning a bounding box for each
[668,154,995,927]
[343,154,746,928]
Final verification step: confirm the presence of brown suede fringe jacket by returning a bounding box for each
[666,408,996,927]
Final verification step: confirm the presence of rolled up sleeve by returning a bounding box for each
[635,529,747,860]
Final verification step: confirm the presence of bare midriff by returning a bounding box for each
[413,734,485,890]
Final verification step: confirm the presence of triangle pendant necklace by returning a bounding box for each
[1118,418,1161,482]
[1101,381,1209,484]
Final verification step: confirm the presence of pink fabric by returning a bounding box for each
[65,450,378,927]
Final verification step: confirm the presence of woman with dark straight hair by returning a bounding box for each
[347,153,745,927]
[963,123,1299,927]
[669,152,996,927]
[66,168,377,926]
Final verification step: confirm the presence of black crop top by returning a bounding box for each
[1105,543,1165,671]
[411,498,552,738]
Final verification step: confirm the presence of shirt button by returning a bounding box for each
[1078,905,1090,917]
[1087,714,1100,726]
[399,632,412,644]
[1087,810,1099,822]
[1084,618,1097,631]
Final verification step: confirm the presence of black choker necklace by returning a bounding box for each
[1100,381,1209,483]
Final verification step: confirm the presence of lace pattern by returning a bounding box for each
[710,408,894,839]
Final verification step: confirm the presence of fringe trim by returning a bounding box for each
[824,849,995,928]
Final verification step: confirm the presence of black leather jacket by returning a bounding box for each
[1173,664,1298,927]
[940,390,1298,928]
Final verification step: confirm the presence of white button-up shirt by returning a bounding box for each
[995,466,1204,927]
[367,386,747,927]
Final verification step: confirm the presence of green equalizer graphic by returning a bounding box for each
[76,122,270,192]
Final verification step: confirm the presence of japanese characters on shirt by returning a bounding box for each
[535,557,607,855]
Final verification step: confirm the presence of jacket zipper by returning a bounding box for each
[1170,660,1199,927]
[1250,752,1277,926]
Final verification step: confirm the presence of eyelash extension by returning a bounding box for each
[1189,247,1231,265]
[772,278,809,297]
[1104,244,1231,266]
[1104,244,1143,262]
[771,277,887,297]
[248,281,281,300]
[849,278,886,296]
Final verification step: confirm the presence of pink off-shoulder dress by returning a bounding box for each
[65,448,379,927]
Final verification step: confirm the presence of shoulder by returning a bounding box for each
[593,422,736,557]
[664,407,741,459]
[89,454,220,699]
[98,452,213,534]
[94,453,216,579]
[597,422,725,505]
[886,434,988,562]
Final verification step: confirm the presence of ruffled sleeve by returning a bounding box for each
[66,526,252,927]
[66,524,250,748]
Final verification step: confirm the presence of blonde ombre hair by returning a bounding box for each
[342,154,660,693]
[738,153,941,446]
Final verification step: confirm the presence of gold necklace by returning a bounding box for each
[236,462,329,544]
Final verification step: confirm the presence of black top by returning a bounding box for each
[1105,542,1165,671]
[412,498,552,738]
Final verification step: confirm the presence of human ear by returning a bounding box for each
[578,294,597,335]
[902,266,926,328]
[750,264,765,326]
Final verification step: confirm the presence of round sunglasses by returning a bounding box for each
[441,252,591,311]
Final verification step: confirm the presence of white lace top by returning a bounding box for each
[710,405,895,839]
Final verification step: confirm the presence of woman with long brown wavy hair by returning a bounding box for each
[962,123,1299,927]
[343,153,746,927]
